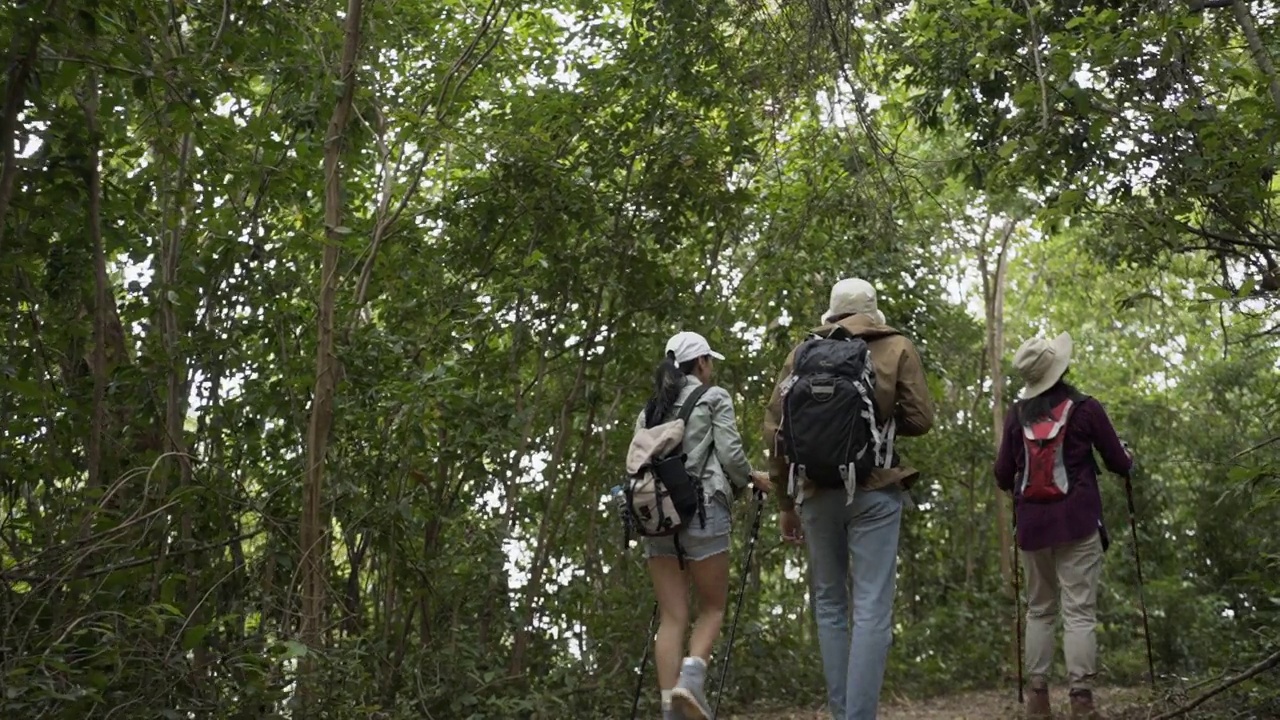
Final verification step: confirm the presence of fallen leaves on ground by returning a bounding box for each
[729,686,1154,720]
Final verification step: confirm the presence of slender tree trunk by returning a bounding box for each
[508,352,593,674]
[981,220,1017,675]
[964,473,977,589]
[149,126,193,596]
[990,247,1011,595]
[80,71,108,492]
[300,0,366,705]
[341,532,368,636]
[965,301,989,592]
[979,221,1015,591]
[581,389,624,611]
[1231,0,1280,115]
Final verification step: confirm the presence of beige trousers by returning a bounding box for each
[1022,531,1104,690]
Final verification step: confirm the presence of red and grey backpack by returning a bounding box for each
[1017,393,1088,502]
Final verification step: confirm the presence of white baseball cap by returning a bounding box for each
[665,331,726,364]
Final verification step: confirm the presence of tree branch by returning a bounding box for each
[1229,434,1280,461]
[1176,221,1277,252]
[1230,0,1280,117]
[1188,0,1233,10]
[0,531,264,584]
[1020,0,1051,131]
[1154,648,1280,720]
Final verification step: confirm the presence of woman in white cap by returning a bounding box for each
[994,332,1134,720]
[638,330,772,720]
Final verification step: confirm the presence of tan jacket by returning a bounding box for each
[763,314,935,510]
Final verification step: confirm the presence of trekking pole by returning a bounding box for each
[1123,472,1156,688]
[1012,513,1024,704]
[630,601,658,720]
[712,488,765,719]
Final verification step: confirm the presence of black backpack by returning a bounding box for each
[779,327,886,488]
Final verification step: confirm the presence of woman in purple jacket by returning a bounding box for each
[995,333,1133,720]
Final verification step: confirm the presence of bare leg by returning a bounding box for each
[647,555,689,690]
[686,550,730,661]
[671,549,730,720]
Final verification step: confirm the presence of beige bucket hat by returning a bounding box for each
[822,278,886,325]
[1012,332,1073,399]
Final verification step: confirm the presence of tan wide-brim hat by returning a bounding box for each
[821,278,886,325]
[1013,332,1073,399]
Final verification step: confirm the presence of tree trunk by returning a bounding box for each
[962,339,987,594]
[149,126,194,594]
[1231,0,1280,115]
[980,219,1017,675]
[300,0,366,704]
[978,220,1015,589]
[508,351,593,674]
[79,71,107,492]
[964,473,976,588]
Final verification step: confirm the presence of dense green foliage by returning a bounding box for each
[1,0,1276,718]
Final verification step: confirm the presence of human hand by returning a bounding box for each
[750,470,773,494]
[779,509,804,545]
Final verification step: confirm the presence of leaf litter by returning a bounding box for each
[726,685,1155,720]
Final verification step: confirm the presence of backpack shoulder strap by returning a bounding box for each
[677,384,712,425]
[1059,393,1090,424]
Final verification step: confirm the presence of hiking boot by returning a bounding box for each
[670,657,713,720]
[1025,678,1051,719]
[1070,688,1102,719]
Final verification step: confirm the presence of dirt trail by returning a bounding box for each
[731,686,1153,720]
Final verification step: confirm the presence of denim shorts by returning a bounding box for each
[643,495,732,562]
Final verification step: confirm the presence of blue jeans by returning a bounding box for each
[800,485,903,720]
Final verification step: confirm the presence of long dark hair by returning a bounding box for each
[643,351,701,427]
[1017,369,1079,424]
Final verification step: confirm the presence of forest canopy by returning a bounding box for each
[1,0,1277,718]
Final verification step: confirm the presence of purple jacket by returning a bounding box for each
[994,386,1133,552]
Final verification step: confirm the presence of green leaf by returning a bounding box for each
[182,625,209,652]
[1058,189,1085,209]
[1227,466,1254,483]
[282,640,308,659]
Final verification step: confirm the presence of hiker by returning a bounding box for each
[634,331,772,720]
[994,332,1134,720]
[763,278,935,720]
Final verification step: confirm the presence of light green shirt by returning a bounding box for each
[635,375,754,504]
